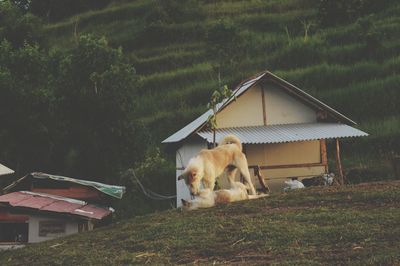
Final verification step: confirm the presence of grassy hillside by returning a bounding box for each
[1,181,399,265]
[40,0,400,175]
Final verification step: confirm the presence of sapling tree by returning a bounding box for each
[206,84,235,148]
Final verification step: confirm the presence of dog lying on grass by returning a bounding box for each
[181,181,267,211]
[178,135,257,196]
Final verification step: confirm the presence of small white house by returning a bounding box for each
[162,71,368,207]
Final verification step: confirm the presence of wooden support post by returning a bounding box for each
[335,138,344,185]
[253,166,270,193]
[320,139,328,173]
[261,87,267,125]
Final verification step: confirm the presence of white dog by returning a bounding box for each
[181,182,267,211]
[178,135,256,196]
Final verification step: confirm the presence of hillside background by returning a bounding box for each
[0,0,399,216]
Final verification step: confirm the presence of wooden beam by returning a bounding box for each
[249,162,325,170]
[261,87,267,125]
[335,138,344,185]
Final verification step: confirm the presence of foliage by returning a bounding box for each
[50,35,142,181]
[206,85,234,146]
[0,1,43,47]
[0,40,53,172]
[117,147,175,218]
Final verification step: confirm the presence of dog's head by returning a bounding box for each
[181,199,192,210]
[178,168,201,195]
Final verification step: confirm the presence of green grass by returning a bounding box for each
[1,181,399,265]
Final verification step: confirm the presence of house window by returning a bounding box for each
[0,222,28,243]
[38,221,66,237]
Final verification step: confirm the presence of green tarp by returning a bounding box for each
[31,172,126,199]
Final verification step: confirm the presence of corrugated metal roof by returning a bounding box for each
[0,163,14,176]
[162,73,266,143]
[4,172,126,199]
[197,123,368,144]
[0,191,113,220]
[162,71,358,144]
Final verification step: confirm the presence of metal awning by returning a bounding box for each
[0,191,114,220]
[0,163,14,176]
[4,172,126,199]
[197,123,368,144]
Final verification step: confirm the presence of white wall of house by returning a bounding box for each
[28,215,79,243]
[176,139,207,207]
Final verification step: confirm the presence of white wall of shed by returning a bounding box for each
[176,139,208,207]
[28,215,79,243]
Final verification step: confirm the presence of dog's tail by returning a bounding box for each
[219,135,242,151]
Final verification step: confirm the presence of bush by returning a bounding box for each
[116,147,175,218]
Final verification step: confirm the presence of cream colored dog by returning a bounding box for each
[181,181,267,210]
[178,135,257,196]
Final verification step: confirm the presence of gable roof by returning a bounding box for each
[3,172,126,199]
[162,71,356,144]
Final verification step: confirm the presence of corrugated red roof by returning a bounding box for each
[0,191,113,220]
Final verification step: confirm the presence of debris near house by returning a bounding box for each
[302,173,335,187]
[0,172,125,249]
[283,178,305,192]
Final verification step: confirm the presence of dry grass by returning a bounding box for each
[1,180,399,265]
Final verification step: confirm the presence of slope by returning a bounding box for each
[1,181,399,265]
[41,0,400,173]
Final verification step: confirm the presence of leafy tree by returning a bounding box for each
[0,40,53,173]
[206,85,234,147]
[0,1,43,47]
[117,147,175,218]
[52,35,141,181]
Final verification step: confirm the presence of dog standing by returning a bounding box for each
[178,135,257,196]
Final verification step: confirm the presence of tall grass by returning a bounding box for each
[361,116,400,138]
[277,55,400,92]
[40,0,400,157]
[133,49,205,75]
[140,62,214,93]
[203,0,309,16]
[318,75,400,122]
